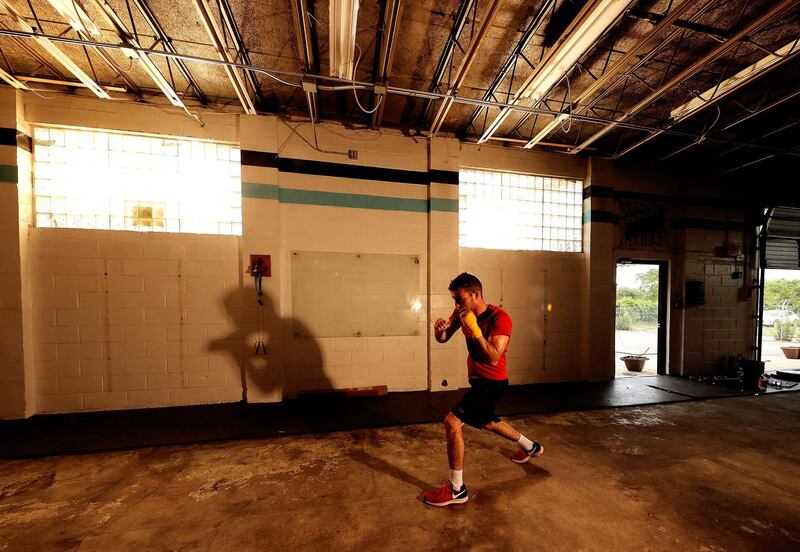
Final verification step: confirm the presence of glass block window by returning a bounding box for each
[459,168,583,252]
[33,126,242,235]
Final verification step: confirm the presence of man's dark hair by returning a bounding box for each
[448,272,483,295]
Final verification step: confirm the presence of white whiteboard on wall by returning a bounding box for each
[291,251,422,338]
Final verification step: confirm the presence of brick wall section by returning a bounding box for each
[2,92,762,417]
[275,122,430,397]
[460,250,586,385]
[0,88,26,418]
[29,229,245,412]
[682,228,755,374]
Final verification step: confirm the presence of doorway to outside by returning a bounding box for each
[615,261,668,377]
[760,269,800,371]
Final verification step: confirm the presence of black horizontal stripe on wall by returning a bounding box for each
[583,210,619,224]
[241,150,458,185]
[1,128,33,153]
[671,218,750,231]
[583,185,750,209]
[0,128,16,147]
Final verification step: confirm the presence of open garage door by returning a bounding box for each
[764,207,800,269]
[758,207,800,368]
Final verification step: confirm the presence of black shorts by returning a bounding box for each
[451,378,509,429]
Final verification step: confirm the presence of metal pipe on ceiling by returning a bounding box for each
[612,36,800,160]
[417,0,475,125]
[16,74,125,91]
[0,0,110,98]
[477,0,636,145]
[523,0,711,149]
[569,0,800,155]
[217,0,264,108]
[371,0,402,130]
[0,66,29,89]
[290,0,319,123]
[660,79,800,161]
[129,0,207,104]
[461,0,556,138]
[40,0,144,98]
[428,0,503,137]
[0,21,67,80]
[193,0,257,115]
[86,0,188,107]
[2,27,800,159]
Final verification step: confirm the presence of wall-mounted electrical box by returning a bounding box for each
[249,254,271,277]
[685,280,705,307]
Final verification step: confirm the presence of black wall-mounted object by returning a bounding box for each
[685,280,705,307]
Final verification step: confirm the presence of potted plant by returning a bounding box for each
[781,346,800,359]
[621,355,649,372]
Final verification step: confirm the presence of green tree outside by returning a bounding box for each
[764,279,800,310]
[616,268,660,330]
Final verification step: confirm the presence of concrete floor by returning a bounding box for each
[762,335,800,371]
[1,394,799,551]
[615,329,659,377]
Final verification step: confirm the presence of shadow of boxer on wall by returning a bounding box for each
[210,288,407,434]
[209,287,328,406]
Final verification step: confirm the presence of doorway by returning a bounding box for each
[760,269,800,371]
[615,261,668,377]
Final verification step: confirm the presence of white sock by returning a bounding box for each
[449,469,463,490]
[517,435,534,452]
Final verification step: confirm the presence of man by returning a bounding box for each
[423,272,543,507]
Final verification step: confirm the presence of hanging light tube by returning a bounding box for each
[670,37,800,122]
[478,0,634,144]
[330,0,359,80]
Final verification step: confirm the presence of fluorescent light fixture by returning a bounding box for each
[330,0,359,80]
[478,0,633,144]
[524,114,569,149]
[670,38,800,122]
[45,0,101,36]
[193,0,257,114]
[0,67,30,89]
[0,0,110,98]
[519,0,629,102]
[131,48,185,106]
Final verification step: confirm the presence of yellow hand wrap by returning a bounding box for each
[462,311,483,340]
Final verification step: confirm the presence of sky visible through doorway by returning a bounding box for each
[616,264,658,289]
[766,269,800,281]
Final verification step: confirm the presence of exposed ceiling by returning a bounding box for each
[1,0,799,177]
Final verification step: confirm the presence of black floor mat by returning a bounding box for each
[1,376,796,458]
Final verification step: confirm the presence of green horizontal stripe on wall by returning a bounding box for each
[429,198,459,212]
[242,182,279,200]
[0,164,18,183]
[280,188,428,212]
[241,183,457,212]
[582,210,619,224]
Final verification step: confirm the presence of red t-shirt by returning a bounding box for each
[449,304,512,381]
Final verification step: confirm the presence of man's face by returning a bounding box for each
[451,288,477,314]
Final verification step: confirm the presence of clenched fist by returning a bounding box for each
[434,317,450,333]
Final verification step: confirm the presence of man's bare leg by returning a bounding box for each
[482,420,520,441]
[422,412,470,506]
[445,412,465,470]
[484,420,544,463]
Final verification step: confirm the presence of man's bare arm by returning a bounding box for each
[469,333,509,366]
[434,311,459,343]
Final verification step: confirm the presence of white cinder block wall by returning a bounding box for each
[0,88,762,418]
[0,90,26,418]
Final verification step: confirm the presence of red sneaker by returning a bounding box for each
[423,480,469,507]
[511,442,544,464]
